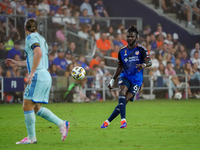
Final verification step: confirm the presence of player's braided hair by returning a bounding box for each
[24,18,37,32]
[127,26,139,37]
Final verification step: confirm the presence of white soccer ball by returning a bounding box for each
[71,66,86,80]
[174,92,182,100]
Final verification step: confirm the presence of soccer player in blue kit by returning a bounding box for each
[5,18,69,144]
[101,26,152,128]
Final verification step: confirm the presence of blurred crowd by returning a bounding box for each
[0,0,200,101]
[152,0,200,28]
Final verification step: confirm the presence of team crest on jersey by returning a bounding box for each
[146,52,149,55]
[135,51,139,55]
[124,50,127,56]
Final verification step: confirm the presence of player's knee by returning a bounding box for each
[34,104,42,113]
[119,89,127,95]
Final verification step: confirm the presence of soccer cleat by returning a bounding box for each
[60,121,70,141]
[120,120,127,128]
[100,121,109,128]
[16,137,37,144]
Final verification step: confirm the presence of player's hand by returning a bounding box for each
[5,59,17,67]
[27,72,34,85]
[136,64,145,72]
[108,79,115,89]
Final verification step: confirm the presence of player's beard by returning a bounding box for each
[128,39,137,47]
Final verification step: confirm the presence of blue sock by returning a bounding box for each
[108,105,120,122]
[24,110,36,138]
[36,107,63,127]
[119,95,126,119]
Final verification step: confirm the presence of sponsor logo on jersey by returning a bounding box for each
[135,51,139,55]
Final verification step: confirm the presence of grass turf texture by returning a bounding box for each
[0,99,200,150]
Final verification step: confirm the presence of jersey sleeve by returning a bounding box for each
[27,34,40,50]
[118,51,122,65]
[141,46,150,62]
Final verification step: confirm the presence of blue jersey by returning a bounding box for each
[25,32,49,73]
[118,43,150,86]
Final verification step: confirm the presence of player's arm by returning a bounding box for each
[27,44,42,84]
[108,51,123,89]
[136,47,152,72]
[5,59,27,67]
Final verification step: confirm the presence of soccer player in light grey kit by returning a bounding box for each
[5,18,69,144]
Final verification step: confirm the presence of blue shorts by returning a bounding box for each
[24,69,52,104]
[118,77,141,101]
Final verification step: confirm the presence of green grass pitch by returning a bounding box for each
[0,99,200,150]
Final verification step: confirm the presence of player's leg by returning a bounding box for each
[101,78,129,128]
[118,85,129,128]
[35,103,69,141]
[16,99,37,144]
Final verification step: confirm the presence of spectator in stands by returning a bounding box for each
[184,62,200,97]
[116,24,124,34]
[180,50,190,67]
[27,4,36,18]
[164,33,173,45]
[190,42,200,58]
[49,64,58,77]
[50,0,60,16]
[0,0,12,14]
[190,50,200,70]
[159,42,168,57]
[0,41,7,59]
[4,35,14,51]
[63,8,76,27]
[111,45,120,59]
[13,54,21,62]
[89,54,101,69]
[48,52,55,67]
[96,32,111,55]
[106,26,115,40]
[56,25,66,46]
[52,7,64,28]
[16,0,27,15]
[121,31,128,46]
[172,33,180,46]
[164,61,182,98]
[61,0,75,12]
[8,21,21,43]
[78,24,90,39]
[7,40,21,59]
[49,42,59,59]
[93,0,109,17]
[79,9,91,25]
[150,51,159,70]
[155,34,164,50]
[90,23,101,41]
[38,0,50,16]
[183,0,200,28]
[150,34,157,51]
[68,42,78,56]
[174,57,185,82]
[113,33,124,48]
[140,25,151,39]
[64,63,74,77]
[6,66,20,77]
[78,55,90,71]
[52,48,68,71]
[80,0,94,17]
[154,23,167,38]
[65,50,72,65]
